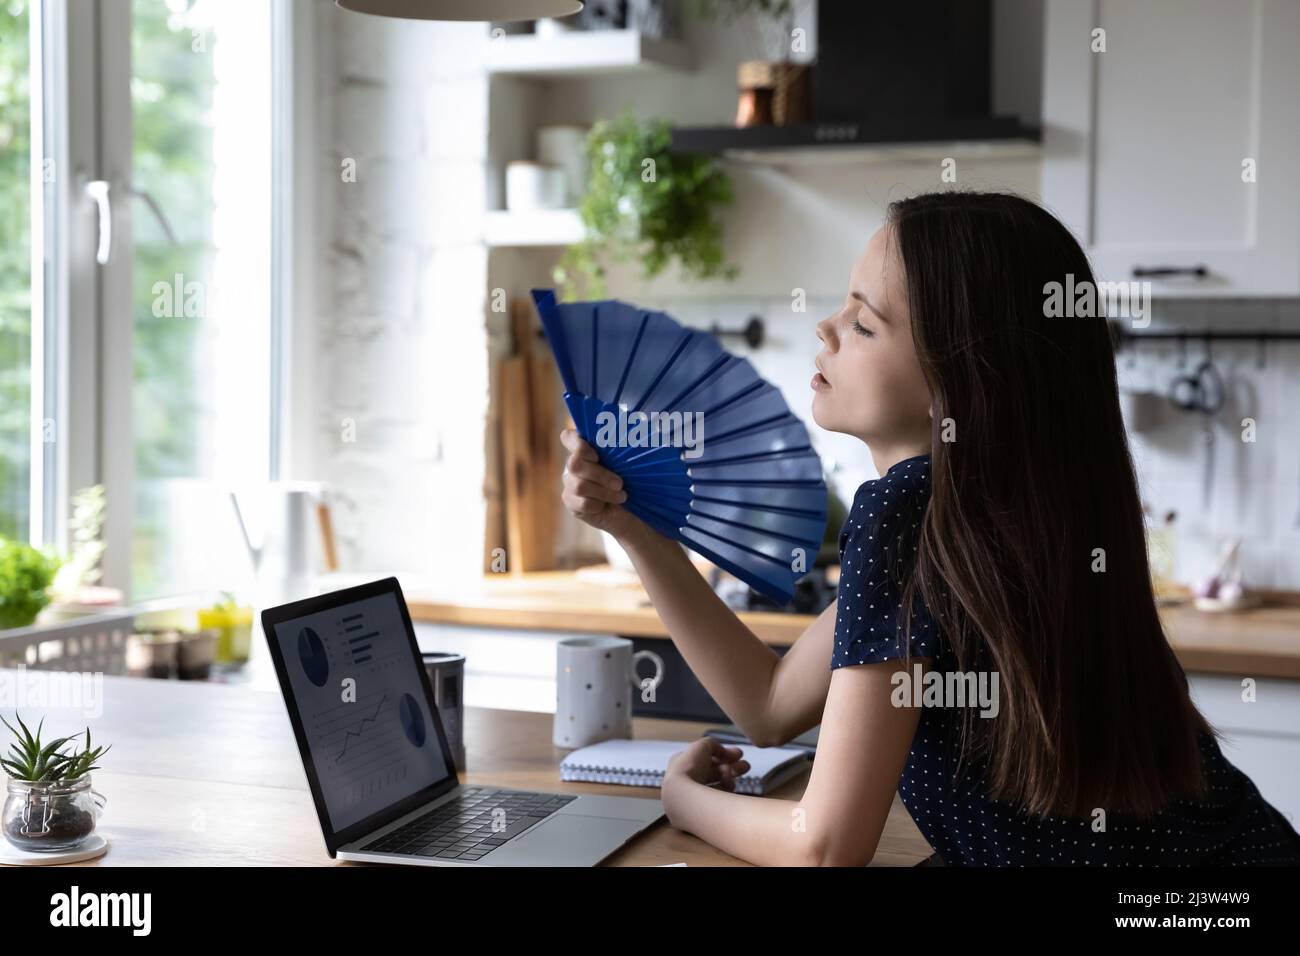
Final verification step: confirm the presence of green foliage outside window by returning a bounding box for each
[129,0,218,597]
[0,3,32,543]
[0,2,221,598]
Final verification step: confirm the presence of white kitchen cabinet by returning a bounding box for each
[1042,0,1300,296]
[1187,673,1300,827]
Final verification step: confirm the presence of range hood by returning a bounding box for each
[671,0,1039,162]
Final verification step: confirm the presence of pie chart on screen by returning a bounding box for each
[298,627,330,687]
[400,693,426,747]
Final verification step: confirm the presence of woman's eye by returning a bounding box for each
[850,318,874,337]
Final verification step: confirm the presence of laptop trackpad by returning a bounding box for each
[486,814,645,867]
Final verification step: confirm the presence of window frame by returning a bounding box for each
[25,0,103,555]
[32,0,296,596]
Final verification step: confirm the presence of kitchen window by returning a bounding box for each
[1,0,292,599]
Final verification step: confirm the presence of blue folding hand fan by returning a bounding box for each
[531,288,828,606]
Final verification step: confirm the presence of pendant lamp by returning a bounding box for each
[335,0,583,21]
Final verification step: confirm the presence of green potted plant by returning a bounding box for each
[687,0,797,56]
[48,484,123,613]
[689,0,794,18]
[0,537,61,630]
[555,108,740,300]
[1,713,110,852]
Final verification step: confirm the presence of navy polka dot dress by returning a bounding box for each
[833,452,1300,866]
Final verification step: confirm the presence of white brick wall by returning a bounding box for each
[314,10,491,584]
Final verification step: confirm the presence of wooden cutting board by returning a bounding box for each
[498,297,562,572]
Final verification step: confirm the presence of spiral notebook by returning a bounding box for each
[559,739,812,796]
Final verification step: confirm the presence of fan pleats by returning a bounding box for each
[533,289,828,605]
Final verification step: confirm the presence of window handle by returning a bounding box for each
[84,181,179,266]
[85,179,113,265]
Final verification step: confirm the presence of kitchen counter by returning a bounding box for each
[1156,600,1300,679]
[405,568,1300,679]
[405,565,811,646]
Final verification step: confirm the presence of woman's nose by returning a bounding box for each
[816,315,836,347]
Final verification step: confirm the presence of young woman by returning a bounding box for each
[559,191,1300,867]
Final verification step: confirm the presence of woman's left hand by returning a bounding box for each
[665,738,751,792]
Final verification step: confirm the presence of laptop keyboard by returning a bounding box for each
[359,787,578,862]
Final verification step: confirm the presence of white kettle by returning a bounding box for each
[229,482,336,607]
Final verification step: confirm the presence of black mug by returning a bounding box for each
[422,652,466,773]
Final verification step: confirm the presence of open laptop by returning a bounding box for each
[262,577,663,866]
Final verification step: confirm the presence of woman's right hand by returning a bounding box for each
[560,427,636,540]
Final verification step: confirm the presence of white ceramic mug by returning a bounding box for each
[553,636,664,749]
[506,160,568,211]
[537,125,589,206]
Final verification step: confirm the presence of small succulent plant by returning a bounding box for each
[0,712,110,783]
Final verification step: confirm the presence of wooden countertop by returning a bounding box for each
[1156,600,1300,679]
[405,566,811,646]
[406,568,1300,679]
[0,669,931,867]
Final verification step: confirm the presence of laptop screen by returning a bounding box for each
[268,589,453,833]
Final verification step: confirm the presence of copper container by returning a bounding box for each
[736,60,775,127]
[737,60,811,127]
[772,61,811,125]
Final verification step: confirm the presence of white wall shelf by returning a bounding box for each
[485,208,584,248]
[486,28,691,78]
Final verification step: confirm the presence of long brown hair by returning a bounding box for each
[888,191,1213,820]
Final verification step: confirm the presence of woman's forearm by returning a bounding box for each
[617,518,784,745]
[661,774,822,866]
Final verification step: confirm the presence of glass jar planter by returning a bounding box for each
[3,774,106,852]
